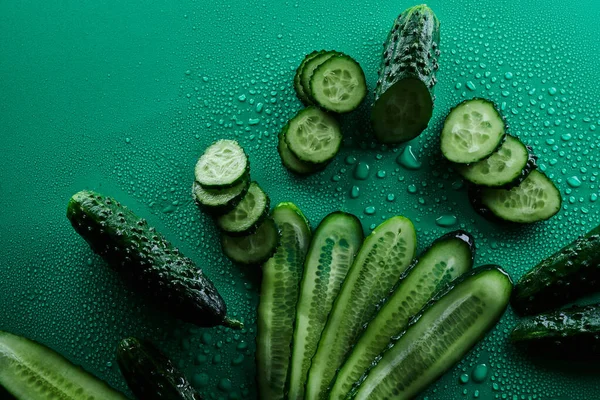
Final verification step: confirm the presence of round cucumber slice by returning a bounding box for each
[294,51,323,105]
[195,139,249,188]
[221,218,279,265]
[441,98,506,164]
[277,125,327,174]
[216,182,270,235]
[284,107,342,164]
[300,51,339,103]
[192,178,249,214]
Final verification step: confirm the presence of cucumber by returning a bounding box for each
[216,181,270,235]
[0,330,126,400]
[309,54,367,113]
[371,5,440,144]
[257,203,312,400]
[67,190,242,330]
[441,98,506,163]
[285,106,342,164]
[221,218,279,265]
[512,224,600,315]
[294,51,323,105]
[305,216,417,400]
[455,135,537,188]
[287,212,364,400]
[300,51,339,104]
[194,139,249,188]
[192,178,249,214]
[116,337,201,400]
[471,170,561,223]
[277,127,326,175]
[349,265,513,400]
[330,230,474,400]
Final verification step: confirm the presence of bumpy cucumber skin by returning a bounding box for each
[294,51,323,105]
[192,178,250,215]
[117,338,202,400]
[512,225,600,315]
[67,190,241,330]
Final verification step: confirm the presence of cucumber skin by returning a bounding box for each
[117,338,202,400]
[67,190,239,329]
[294,51,323,105]
[512,225,600,315]
[192,177,250,215]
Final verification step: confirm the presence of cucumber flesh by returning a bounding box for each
[285,106,342,164]
[192,178,249,214]
[194,139,249,188]
[300,51,339,103]
[287,212,364,400]
[330,231,474,400]
[310,55,367,113]
[294,51,323,105]
[0,330,126,400]
[350,266,512,400]
[257,203,312,400]
[305,216,417,400]
[277,128,325,175]
[221,218,279,265]
[216,181,270,235]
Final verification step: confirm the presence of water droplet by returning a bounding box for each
[238,94,246,102]
[459,373,470,384]
[435,215,458,227]
[466,81,476,91]
[396,146,422,170]
[567,176,582,188]
[386,194,395,202]
[345,156,357,165]
[354,162,370,180]
[376,170,386,179]
[364,206,376,215]
[350,186,360,198]
[218,378,233,392]
[472,363,489,383]
[193,373,210,387]
[591,193,598,202]
[407,184,417,194]
[504,72,513,80]
[548,87,557,95]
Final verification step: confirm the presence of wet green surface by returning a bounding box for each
[1,0,600,398]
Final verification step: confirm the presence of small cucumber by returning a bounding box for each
[284,107,342,164]
[221,218,279,265]
[216,181,270,236]
[194,139,249,188]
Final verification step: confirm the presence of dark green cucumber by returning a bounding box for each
[192,178,249,214]
[372,4,440,144]
[348,265,512,400]
[277,127,326,175]
[67,190,242,330]
[287,212,364,400]
[330,230,474,400]
[221,218,279,265]
[300,50,340,104]
[216,181,270,236]
[512,224,600,315]
[257,203,312,400]
[0,330,126,400]
[117,337,202,400]
[294,51,323,105]
[305,216,417,400]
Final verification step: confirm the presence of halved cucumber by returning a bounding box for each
[0,330,126,400]
[195,139,249,188]
[294,51,324,105]
[221,218,279,265]
[287,212,364,400]
[192,178,249,214]
[441,99,506,164]
[473,170,561,223]
[300,51,340,103]
[349,265,513,400]
[330,231,474,400]
[277,127,326,175]
[285,107,342,164]
[310,55,367,113]
[257,203,312,400]
[305,216,417,400]
[455,135,537,188]
[216,181,270,235]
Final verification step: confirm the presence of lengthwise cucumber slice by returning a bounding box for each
[300,50,339,103]
[194,139,249,188]
[441,99,506,164]
[330,231,474,400]
[216,181,270,235]
[0,330,126,400]
[257,203,312,400]
[349,265,512,400]
[310,55,367,113]
[277,128,326,175]
[221,218,279,265]
[305,216,417,400]
[287,212,364,400]
[294,51,323,105]
[285,107,342,164]
[192,178,249,214]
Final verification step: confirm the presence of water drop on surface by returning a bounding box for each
[350,186,360,199]
[407,184,417,194]
[396,146,422,170]
[459,373,470,384]
[364,206,376,215]
[436,215,458,227]
[472,363,489,383]
[354,162,370,180]
[567,176,582,188]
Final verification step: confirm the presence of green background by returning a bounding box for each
[1,0,600,399]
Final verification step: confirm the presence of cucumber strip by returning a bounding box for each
[350,265,513,400]
[294,51,323,105]
[285,107,342,164]
[455,135,537,188]
[300,51,339,103]
[287,212,364,400]
[257,203,312,400]
[0,330,126,400]
[330,231,474,400]
[194,139,249,188]
[305,216,417,400]
[310,54,367,113]
[216,181,270,235]
[277,127,326,175]
[192,177,249,214]
[221,218,279,265]
[441,98,506,164]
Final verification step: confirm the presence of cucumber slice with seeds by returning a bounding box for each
[300,51,340,103]
[294,51,324,105]
[195,139,249,188]
[192,178,249,214]
[310,55,367,113]
[285,107,342,164]
[216,181,270,235]
[221,218,279,265]
[441,99,506,164]
[277,127,326,174]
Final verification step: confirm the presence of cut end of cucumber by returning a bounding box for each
[285,107,342,164]
[372,78,433,144]
[195,139,248,188]
[310,55,367,113]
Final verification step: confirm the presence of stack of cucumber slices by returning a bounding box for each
[441,98,562,223]
[193,139,279,265]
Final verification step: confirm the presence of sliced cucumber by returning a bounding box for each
[305,216,417,400]
[257,203,312,400]
[285,106,342,164]
[474,170,561,223]
[455,135,537,188]
[294,51,323,105]
[0,330,126,400]
[330,231,474,400]
[300,50,339,103]
[287,212,364,400]
[192,178,249,214]
[349,265,512,400]
[441,99,506,164]
[310,54,367,114]
[195,139,249,188]
[221,218,279,265]
[277,127,326,175]
[216,181,270,235]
